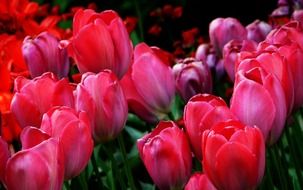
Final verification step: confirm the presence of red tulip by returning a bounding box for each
[184,94,237,160]
[22,32,70,79]
[75,70,128,142]
[223,39,257,81]
[10,72,75,128]
[5,137,64,190]
[184,173,217,190]
[69,9,132,79]
[231,67,287,144]
[137,121,192,190]
[40,106,94,179]
[173,58,212,102]
[209,17,247,56]
[246,20,272,43]
[202,120,265,190]
[0,137,10,183]
[120,43,175,122]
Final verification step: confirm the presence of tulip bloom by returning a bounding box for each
[10,72,75,128]
[223,39,257,81]
[184,94,237,160]
[246,20,272,43]
[75,71,128,142]
[69,9,132,79]
[173,58,212,102]
[5,135,64,190]
[0,137,10,183]
[137,121,192,190]
[184,173,217,190]
[209,17,247,56]
[202,120,265,190]
[40,106,94,179]
[231,67,287,144]
[22,32,70,79]
[120,43,175,123]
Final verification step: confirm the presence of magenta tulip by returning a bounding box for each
[231,67,287,144]
[209,17,247,56]
[22,32,70,79]
[185,173,217,190]
[0,137,10,183]
[5,137,64,190]
[69,9,132,79]
[120,43,175,122]
[184,94,237,160]
[10,72,74,128]
[40,106,94,179]
[202,120,265,190]
[246,20,272,43]
[173,58,212,102]
[75,70,128,142]
[137,121,192,190]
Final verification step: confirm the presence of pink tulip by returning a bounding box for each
[246,20,272,43]
[184,94,237,160]
[209,17,247,56]
[69,9,132,79]
[202,120,265,190]
[10,72,74,128]
[75,70,128,142]
[231,67,287,144]
[223,39,257,81]
[40,106,94,179]
[137,121,192,190]
[22,32,70,79]
[0,137,10,183]
[173,58,212,102]
[5,137,64,190]
[120,43,175,122]
[184,173,217,190]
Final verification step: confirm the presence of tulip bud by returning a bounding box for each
[22,32,70,79]
[40,106,94,179]
[202,120,265,190]
[10,72,75,128]
[184,94,237,160]
[5,137,64,190]
[137,121,192,190]
[173,58,212,102]
[69,9,132,79]
[231,67,287,144]
[75,70,127,142]
[209,17,247,56]
[184,173,217,190]
[120,43,175,123]
[246,20,272,43]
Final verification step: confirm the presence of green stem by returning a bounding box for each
[118,134,137,190]
[269,147,287,190]
[132,0,144,41]
[91,152,101,183]
[78,172,88,190]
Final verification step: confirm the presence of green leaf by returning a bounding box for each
[139,181,155,190]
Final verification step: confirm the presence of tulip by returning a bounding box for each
[40,106,94,179]
[137,121,192,190]
[223,39,257,81]
[22,32,70,79]
[5,137,64,190]
[292,10,303,28]
[202,120,265,190]
[120,43,175,123]
[173,58,212,102]
[246,20,272,43]
[195,43,219,70]
[236,50,294,115]
[0,137,10,183]
[69,9,132,79]
[184,94,237,160]
[231,67,287,144]
[209,17,247,56]
[75,70,127,142]
[10,72,74,128]
[184,173,217,190]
